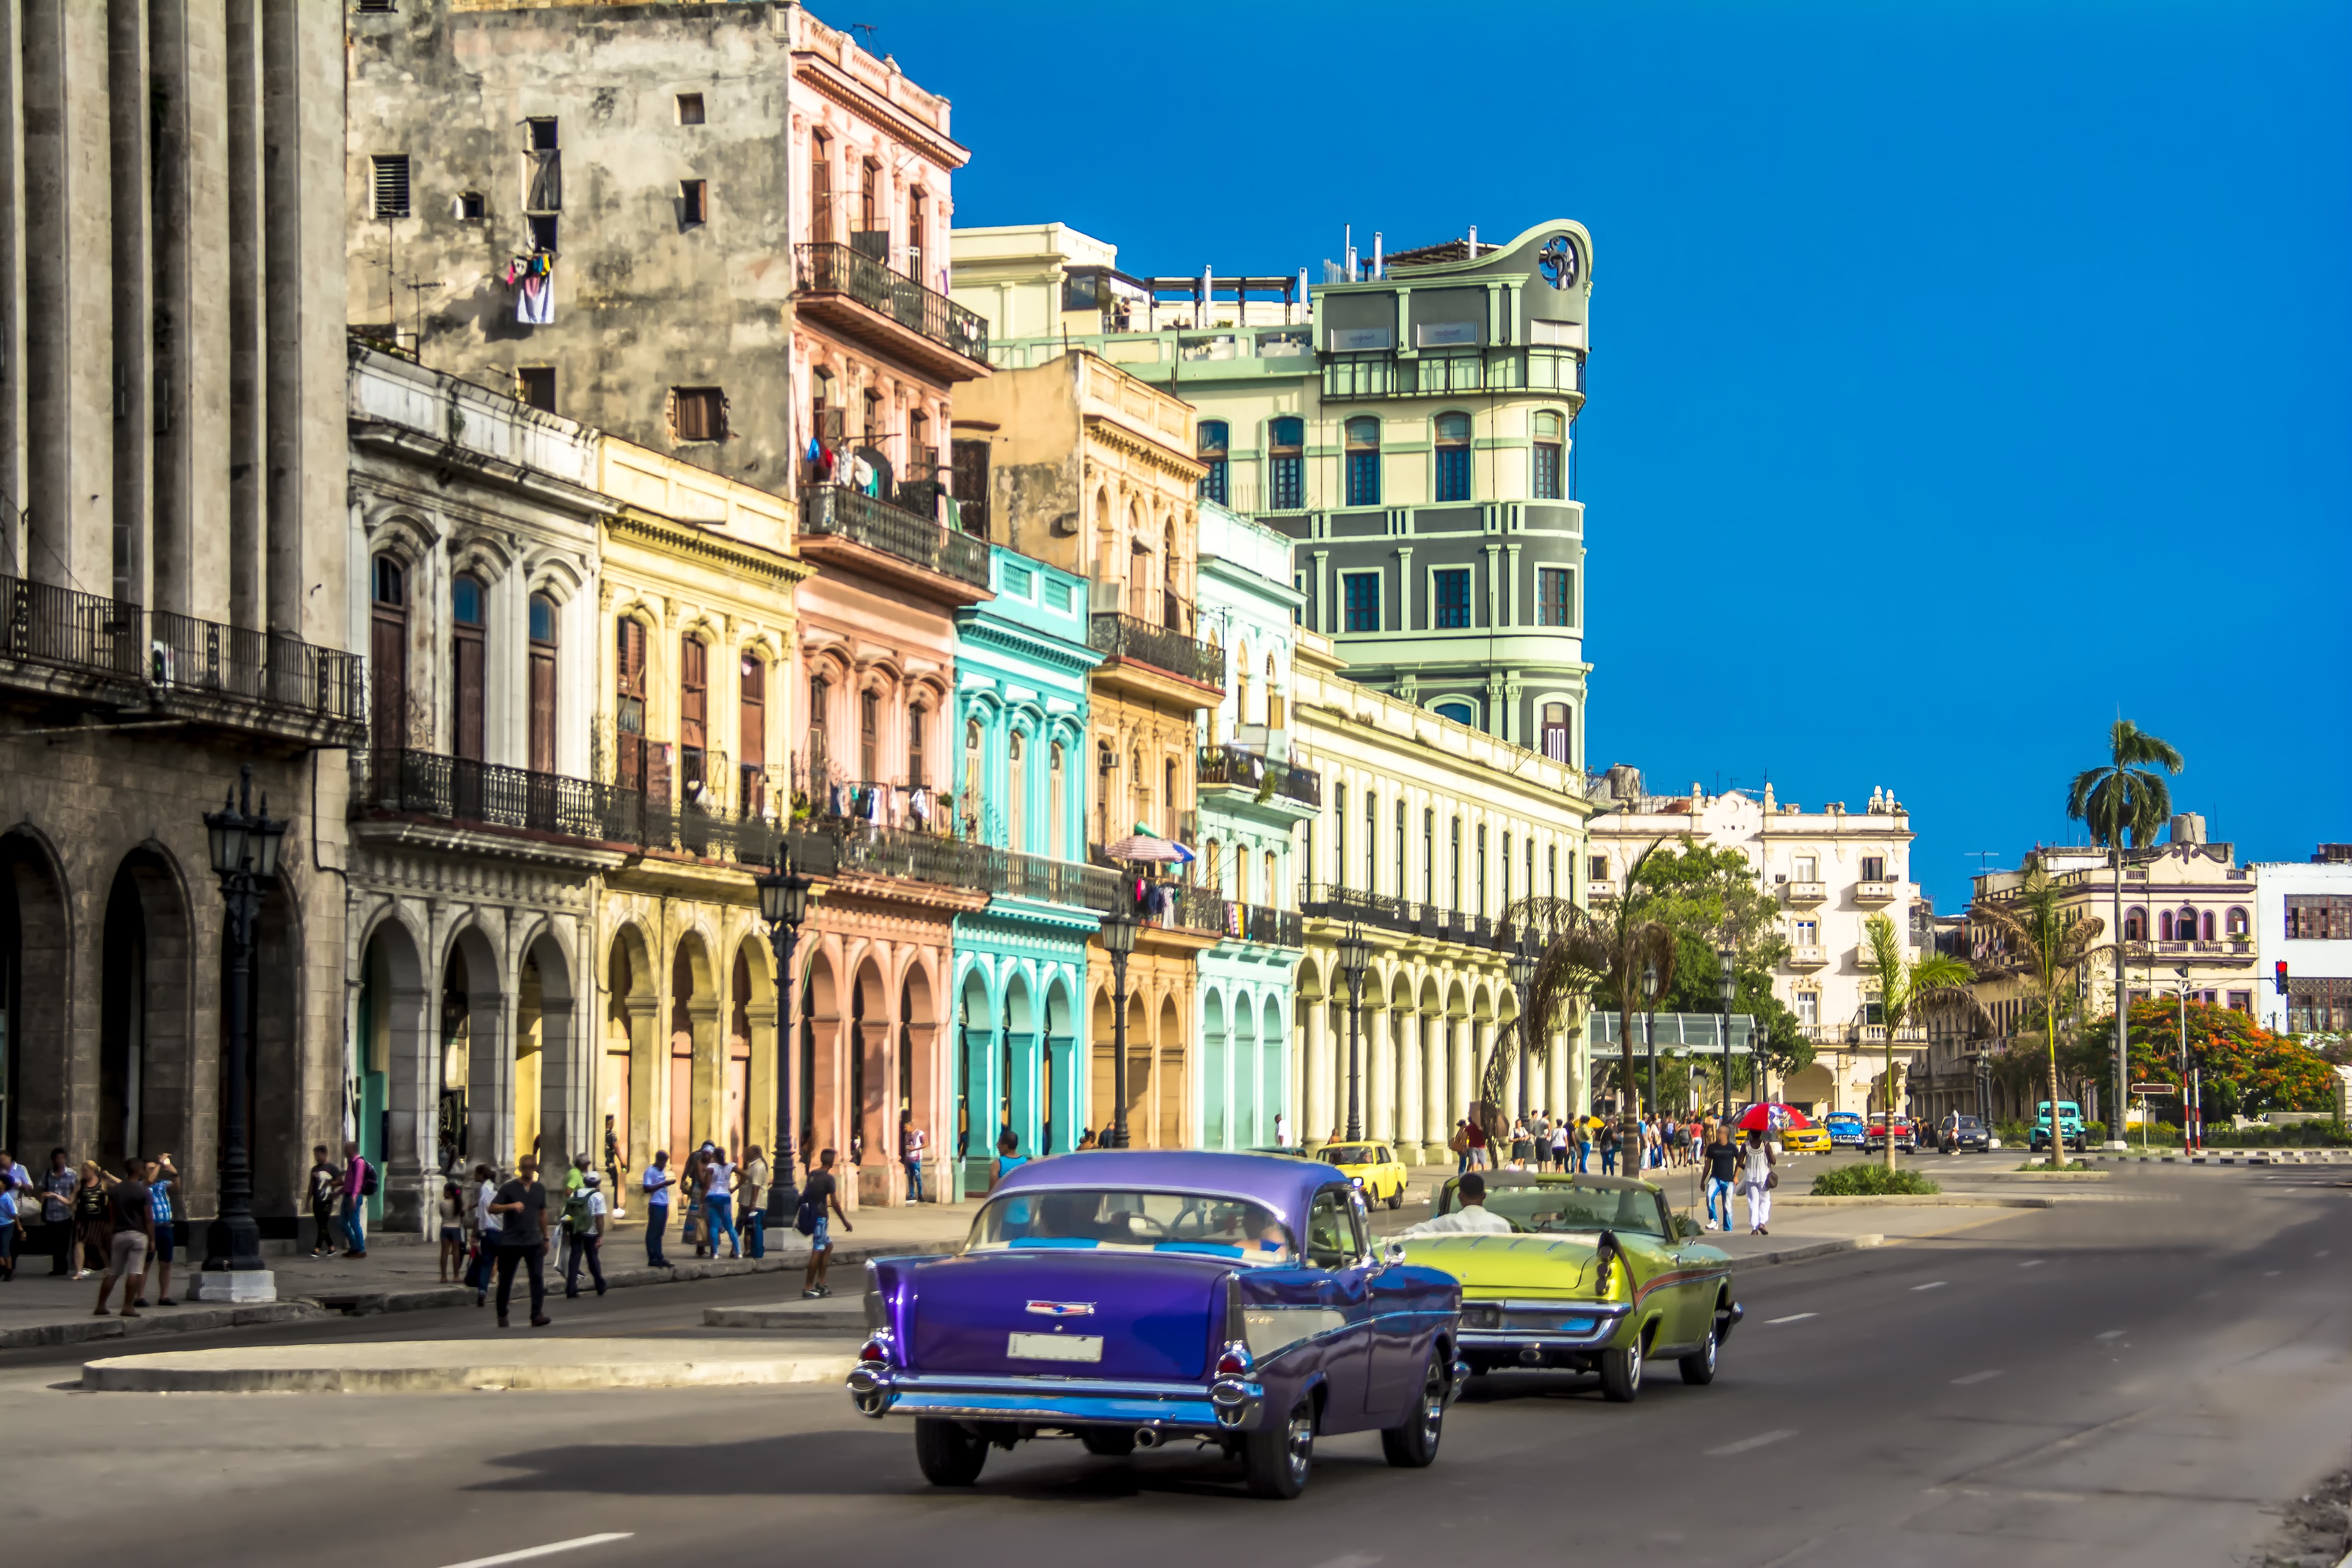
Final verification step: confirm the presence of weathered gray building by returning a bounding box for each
[345,0,805,485]
[0,3,358,1239]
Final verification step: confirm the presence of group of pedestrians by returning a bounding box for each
[1697,1121,1778,1235]
[304,1142,377,1259]
[0,1147,183,1306]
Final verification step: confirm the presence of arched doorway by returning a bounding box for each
[727,946,754,1157]
[98,848,190,1173]
[441,926,504,1179]
[0,832,70,1158]
[1201,989,1227,1150]
[522,927,577,1174]
[1154,994,1183,1149]
[670,932,717,1161]
[604,925,654,1184]
[359,915,428,1227]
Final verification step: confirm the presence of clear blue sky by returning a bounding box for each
[872,0,2351,908]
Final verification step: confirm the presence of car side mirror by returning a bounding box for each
[1383,1240,1407,1266]
[1675,1215,1703,1241]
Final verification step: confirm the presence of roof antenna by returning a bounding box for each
[849,21,878,50]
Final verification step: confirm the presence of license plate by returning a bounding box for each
[1007,1332,1103,1363]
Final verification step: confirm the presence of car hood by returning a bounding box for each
[1394,1233,1626,1296]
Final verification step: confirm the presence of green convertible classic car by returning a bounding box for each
[1394,1172,1742,1402]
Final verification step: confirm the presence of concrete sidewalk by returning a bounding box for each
[81,1336,856,1393]
[1,1195,984,1351]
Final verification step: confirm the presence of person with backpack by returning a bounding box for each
[561,1170,607,1298]
[340,1140,373,1259]
[797,1147,851,1300]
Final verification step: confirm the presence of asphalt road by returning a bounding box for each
[5,1165,2347,1568]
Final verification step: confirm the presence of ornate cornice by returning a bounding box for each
[1081,413,1205,482]
[791,60,969,169]
[606,507,812,587]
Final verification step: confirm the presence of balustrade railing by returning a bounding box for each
[1090,612,1225,691]
[151,610,365,721]
[1297,883,1514,951]
[792,241,990,366]
[799,482,991,589]
[0,572,143,682]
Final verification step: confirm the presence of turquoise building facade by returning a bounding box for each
[1193,501,1315,1149]
[950,546,1105,1191]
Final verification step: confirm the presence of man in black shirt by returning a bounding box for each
[1702,1122,1741,1233]
[94,1158,154,1318]
[798,1148,854,1300]
[490,1155,551,1328]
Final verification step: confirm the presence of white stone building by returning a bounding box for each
[2250,846,2352,1040]
[1585,770,1919,1114]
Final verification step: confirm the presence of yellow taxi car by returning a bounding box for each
[1315,1140,1410,1208]
[1779,1123,1830,1155]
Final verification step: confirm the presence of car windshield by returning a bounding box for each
[1318,1146,1378,1166]
[963,1187,1296,1267]
[1437,1179,1666,1238]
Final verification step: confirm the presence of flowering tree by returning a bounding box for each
[2090,1000,2339,1122]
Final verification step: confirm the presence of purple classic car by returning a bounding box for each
[847,1150,1464,1498]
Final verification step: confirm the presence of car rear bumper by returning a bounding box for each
[847,1363,1269,1433]
[1459,1301,1630,1360]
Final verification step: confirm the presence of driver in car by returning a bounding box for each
[1399,1171,1514,1236]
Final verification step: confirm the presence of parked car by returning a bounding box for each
[1862,1114,1917,1153]
[2030,1100,2088,1152]
[847,1150,1464,1498]
[1937,1114,1991,1154]
[1397,1172,1742,1402]
[1780,1123,1831,1155]
[1317,1141,1410,1208]
[1823,1111,1867,1148]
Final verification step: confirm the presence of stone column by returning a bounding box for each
[1423,1005,1450,1164]
[1367,998,1392,1144]
[1302,999,1330,1147]
[1397,1001,1422,1160]
[961,1017,999,1195]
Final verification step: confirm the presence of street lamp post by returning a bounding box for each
[756,848,812,1220]
[1508,940,1537,1122]
[1716,947,1736,1130]
[1338,923,1371,1142]
[2173,964,2197,1152]
[1100,909,1139,1148]
[201,766,285,1292]
[1641,960,1659,1124]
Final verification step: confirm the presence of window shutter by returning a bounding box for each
[371,155,411,218]
[529,649,557,774]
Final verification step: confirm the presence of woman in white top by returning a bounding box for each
[471,1163,502,1306]
[1740,1130,1777,1235]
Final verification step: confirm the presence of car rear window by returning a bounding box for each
[964,1188,1296,1267]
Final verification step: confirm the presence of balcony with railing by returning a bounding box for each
[1587,878,1619,901]
[792,240,991,381]
[1223,901,1305,949]
[1786,944,1828,969]
[356,750,640,848]
[1783,880,1827,905]
[1195,743,1321,817]
[798,482,992,603]
[0,570,363,744]
[1089,612,1225,703]
[1296,884,1517,952]
[1854,880,1897,903]
[1320,345,1584,402]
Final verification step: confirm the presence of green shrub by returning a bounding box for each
[1995,1120,2030,1147]
[1810,1163,1941,1197]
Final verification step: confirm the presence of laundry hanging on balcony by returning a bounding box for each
[505,250,556,325]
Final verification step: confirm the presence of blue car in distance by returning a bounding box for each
[847,1150,1465,1499]
[1824,1112,1866,1149]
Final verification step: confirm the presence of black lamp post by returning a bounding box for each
[756,847,812,1220]
[1099,908,1138,1148]
[1716,946,1737,1130]
[203,765,285,1279]
[1507,940,1537,1121]
[1338,922,1371,1142]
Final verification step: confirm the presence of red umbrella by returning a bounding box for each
[1734,1102,1815,1132]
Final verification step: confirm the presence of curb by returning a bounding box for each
[1775,1194,2057,1209]
[0,1301,325,1351]
[1724,1236,1882,1273]
[704,1302,867,1332]
[81,1340,857,1394]
[3,1240,958,1353]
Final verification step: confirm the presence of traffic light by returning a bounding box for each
[2275,960,2289,996]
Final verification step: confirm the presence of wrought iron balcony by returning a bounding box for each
[149,612,366,726]
[799,483,990,595]
[0,571,143,686]
[1196,743,1321,810]
[996,849,1121,909]
[792,240,990,375]
[1089,612,1224,694]
[356,750,639,845]
[1297,884,1516,952]
[1227,902,1305,948]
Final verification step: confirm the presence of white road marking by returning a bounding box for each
[1911,1281,1949,1292]
[1307,1556,1382,1568]
[437,1536,634,1568]
[1951,1369,2003,1385]
[2264,1270,2282,1277]
[2095,1329,2126,1340]
[2019,1259,2045,1268]
[1766,1312,1818,1324]
[1707,1428,1798,1456]
[2319,1250,2332,1258]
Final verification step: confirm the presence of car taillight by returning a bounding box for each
[1216,1342,1252,1378]
[858,1335,892,1366]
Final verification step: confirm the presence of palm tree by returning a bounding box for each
[1971,867,2112,1168]
[2066,718,2183,1147]
[1861,913,1983,1170]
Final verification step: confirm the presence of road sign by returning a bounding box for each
[2130,1084,2176,1097]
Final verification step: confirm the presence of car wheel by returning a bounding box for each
[914,1419,989,1486]
[1387,1185,1403,1210]
[1679,1323,1720,1386]
[1598,1341,1643,1403]
[1380,1350,1448,1468]
[1244,1398,1315,1498]
[1080,1427,1136,1457]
